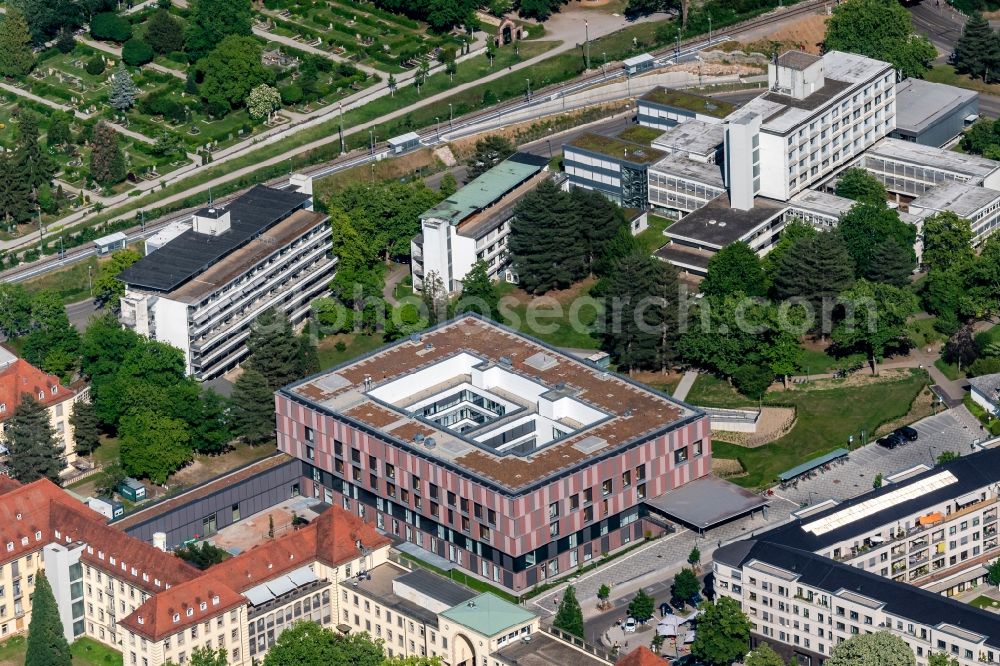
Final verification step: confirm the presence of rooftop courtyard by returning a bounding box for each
[286,316,700,493]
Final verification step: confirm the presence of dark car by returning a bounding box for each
[688,592,703,607]
[894,426,919,442]
[877,433,903,449]
[673,656,708,666]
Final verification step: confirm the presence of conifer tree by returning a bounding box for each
[4,395,64,484]
[603,250,676,373]
[456,260,499,319]
[553,585,585,638]
[89,121,126,186]
[15,111,56,198]
[0,7,35,77]
[572,187,625,274]
[145,8,184,54]
[866,237,915,287]
[245,308,303,390]
[953,12,1000,82]
[70,400,101,456]
[109,64,138,112]
[0,150,32,230]
[25,572,71,666]
[509,180,585,294]
[772,231,855,318]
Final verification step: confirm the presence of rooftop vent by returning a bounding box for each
[414,433,425,442]
[425,343,433,351]
[499,356,513,366]
[424,437,437,449]
[409,333,421,344]
[718,221,727,227]
[707,219,717,225]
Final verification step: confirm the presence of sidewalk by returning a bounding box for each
[672,370,698,401]
[78,37,186,80]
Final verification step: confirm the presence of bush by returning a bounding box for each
[122,38,154,66]
[137,93,187,123]
[279,84,303,105]
[733,365,774,399]
[969,357,1000,378]
[85,56,106,76]
[90,12,133,43]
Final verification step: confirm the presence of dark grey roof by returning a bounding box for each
[777,51,822,70]
[120,185,311,293]
[751,448,1000,553]
[716,539,1000,649]
[644,475,767,529]
[665,195,786,248]
[969,373,1000,405]
[396,569,476,607]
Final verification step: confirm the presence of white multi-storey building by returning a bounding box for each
[119,182,334,379]
[714,448,1000,666]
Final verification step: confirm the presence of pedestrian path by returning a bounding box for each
[672,371,698,401]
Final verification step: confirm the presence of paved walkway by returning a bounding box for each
[672,371,698,401]
[382,262,410,306]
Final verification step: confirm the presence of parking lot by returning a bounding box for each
[774,406,987,506]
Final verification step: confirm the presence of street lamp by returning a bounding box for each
[676,27,681,57]
[602,51,607,76]
[449,103,453,127]
[339,103,345,154]
[525,78,532,100]
[435,116,441,140]
[369,128,374,155]
[708,15,713,45]
[584,19,591,70]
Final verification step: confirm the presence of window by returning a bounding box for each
[622,470,631,487]
[602,479,613,496]
[693,440,703,457]
[304,427,315,443]
[412,476,421,491]
[584,488,593,504]
[635,465,646,481]
[385,463,395,479]
[306,446,315,461]
[569,494,579,510]
[674,447,689,464]
[549,502,559,519]
[549,521,559,537]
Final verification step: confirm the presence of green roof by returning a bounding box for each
[617,125,665,147]
[640,87,735,119]
[439,593,535,637]
[568,133,665,164]
[422,155,546,225]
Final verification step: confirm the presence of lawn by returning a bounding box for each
[21,256,99,303]
[397,552,518,603]
[797,346,839,375]
[683,374,755,409]
[934,358,965,381]
[317,332,386,370]
[711,370,929,488]
[617,124,665,146]
[976,324,1000,351]
[926,64,1000,97]
[969,594,1000,610]
[0,636,122,666]
[908,317,944,349]
[497,280,602,350]
[636,214,674,253]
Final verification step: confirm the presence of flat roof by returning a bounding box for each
[640,87,735,119]
[344,562,456,628]
[777,50,821,70]
[623,53,654,67]
[716,539,1000,650]
[457,171,555,240]
[895,78,978,135]
[566,133,665,165]
[644,475,768,529]
[95,231,128,245]
[422,153,549,226]
[866,138,1000,179]
[649,153,725,189]
[284,316,701,494]
[396,568,476,608]
[654,243,713,271]
[389,131,421,145]
[493,631,611,666]
[665,195,786,248]
[787,189,857,219]
[734,51,890,134]
[439,592,535,637]
[909,181,1000,217]
[120,185,311,293]
[651,119,724,157]
[167,208,327,303]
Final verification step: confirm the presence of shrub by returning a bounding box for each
[90,12,133,43]
[122,38,154,66]
[137,93,187,123]
[85,56,106,76]
[969,357,1000,378]
[733,365,774,399]
[279,84,303,105]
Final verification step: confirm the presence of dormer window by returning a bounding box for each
[186,608,193,617]
[34,531,40,541]
[54,530,60,540]
[155,579,161,587]
[20,537,27,546]
[37,391,44,400]
[0,404,6,413]
[172,613,180,623]
[199,602,207,611]
[110,557,116,565]
[142,573,149,582]
[5,543,12,552]
[50,386,57,395]
[138,617,144,625]
[212,596,219,606]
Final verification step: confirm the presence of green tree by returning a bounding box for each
[671,568,700,602]
[198,36,273,113]
[833,279,916,374]
[627,588,655,622]
[15,110,57,198]
[94,248,141,307]
[944,324,978,371]
[688,546,701,567]
[55,27,75,53]
[0,150,32,230]
[466,135,515,179]
[987,558,1000,587]
[835,168,888,205]
[122,38,154,66]
[745,643,786,666]
[89,121,126,186]
[119,408,192,484]
[46,111,74,149]
[691,597,751,666]
[22,290,80,380]
[922,211,974,272]
[229,369,276,444]
[4,395,64,483]
[25,572,71,666]
[185,0,252,62]
[247,83,282,121]
[771,231,855,322]
[509,179,586,294]
[330,180,443,260]
[245,308,306,390]
[144,8,183,54]
[0,283,33,337]
[928,653,959,666]
[0,6,35,77]
[553,585,585,638]
[597,583,611,608]
[70,400,101,456]
[382,657,443,666]
[263,621,385,666]
[826,631,915,666]
[188,387,231,455]
[572,187,626,274]
[701,242,767,298]
[761,219,816,279]
[594,224,643,277]
[936,451,959,464]
[455,260,499,319]
[439,172,458,197]
[824,0,936,78]
[174,542,229,570]
[837,202,916,281]
[733,364,774,399]
[90,11,132,42]
[866,237,915,287]
[95,462,126,498]
[603,250,679,372]
[953,12,1000,82]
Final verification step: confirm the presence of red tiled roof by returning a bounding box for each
[0,359,75,421]
[616,646,669,666]
[120,505,391,641]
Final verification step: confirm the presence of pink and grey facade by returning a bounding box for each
[275,317,712,592]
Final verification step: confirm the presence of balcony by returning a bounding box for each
[908,552,928,567]
[909,538,928,552]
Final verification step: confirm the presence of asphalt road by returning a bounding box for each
[67,298,102,331]
[909,1,966,55]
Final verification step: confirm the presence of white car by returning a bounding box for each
[623,617,637,633]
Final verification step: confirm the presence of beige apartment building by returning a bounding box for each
[714,449,1000,666]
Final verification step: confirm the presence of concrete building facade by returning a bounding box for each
[119,183,334,380]
[890,78,979,147]
[563,134,664,209]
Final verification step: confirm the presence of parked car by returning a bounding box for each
[623,617,637,633]
[673,655,708,666]
[688,592,703,607]
[894,426,919,442]
[877,433,903,449]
